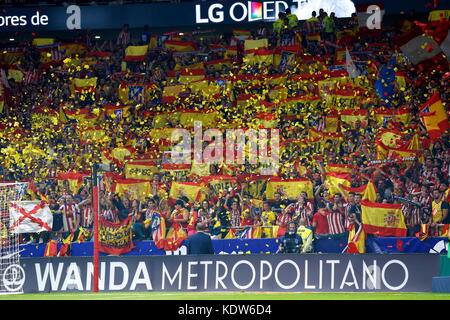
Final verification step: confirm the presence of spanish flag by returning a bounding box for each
[178,69,205,84]
[244,39,268,52]
[428,10,450,22]
[73,77,97,93]
[114,179,152,200]
[254,112,278,128]
[7,66,24,82]
[266,178,314,200]
[57,172,90,195]
[79,126,107,144]
[205,58,232,71]
[178,110,219,128]
[169,181,204,205]
[373,107,412,126]
[346,223,366,253]
[108,146,136,166]
[65,107,92,123]
[339,108,368,127]
[162,84,185,103]
[324,172,351,196]
[233,29,252,36]
[189,80,221,96]
[225,46,238,59]
[323,114,339,132]
[341,181,377,202]
[60,43,87,58]
[361,200,407,237]
[325,163,353,173]
[164,40,197,52]
[419,93,450,139]
[32,38,55,47]
[124,45,148,61]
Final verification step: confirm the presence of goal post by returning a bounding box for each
[0,182,28,295]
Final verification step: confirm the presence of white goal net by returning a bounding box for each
[0,182,28,295]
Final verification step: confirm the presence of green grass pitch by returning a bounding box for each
[0,291,449,300]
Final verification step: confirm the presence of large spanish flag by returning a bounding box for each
[244,39,268,52]
[373,107,412,126]
[266,178,313,200]
[419,93,450,139]
[169,181,204,204]
[113,179,152,200]
[178,69,205,83]
[57,172,90,195]
[178,109,219,128]
[73,77,97,93]
[341,181,377,202]
[361,200,407,237]
[324,172,351,196]
[340,108,368,127]
[124,45,148,61]
[346,223,366,253]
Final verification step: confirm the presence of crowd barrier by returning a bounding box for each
[19,237,449,257]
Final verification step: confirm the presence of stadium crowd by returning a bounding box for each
[0,7,449,254]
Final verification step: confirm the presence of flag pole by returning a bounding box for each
[92,163,100,292]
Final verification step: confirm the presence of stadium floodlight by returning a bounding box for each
[91,163,111,293]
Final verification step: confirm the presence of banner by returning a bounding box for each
[8,200,52,234]
[98,216,134,255]
[19,253,441,293]
[124,160,158,180]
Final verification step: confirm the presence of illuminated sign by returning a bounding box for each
[195,0,357,24]
[195,1,289,23]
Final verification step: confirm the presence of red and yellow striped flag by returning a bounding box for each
[164,40,197,52]
[266,178,314,200]
[124,45,148,61]
[346,223,366,253]
[341,181,377,202]
[361,200,407,237]
[114,179,152,200]
[169,181,204,204]
[324,172,351,196]
[419,93,450,139]
[72,77,97,93]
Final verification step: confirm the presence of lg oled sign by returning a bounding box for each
[195,0,357,24]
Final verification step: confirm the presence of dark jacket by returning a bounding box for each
[187,231,214,255]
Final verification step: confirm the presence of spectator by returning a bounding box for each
[297,218,314,253]
[312,204,330,239]
[187,222,214,255]
[278,221,303,253]
[117,24,131,47]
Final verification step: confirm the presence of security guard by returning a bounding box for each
[285,8,298,28]
[278,222,303,253]
[273,12,286,36]
[297,218,314,253]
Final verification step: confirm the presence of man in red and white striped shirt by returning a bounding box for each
[78,198,93,229]
[57,195,80,235]
[326,194,347,237]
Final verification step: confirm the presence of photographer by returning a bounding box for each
[277,222,303,254]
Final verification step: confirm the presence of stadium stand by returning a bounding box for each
[0,0,449,259]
